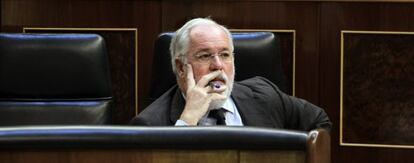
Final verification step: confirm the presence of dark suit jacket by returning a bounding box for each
[131,77,332,132]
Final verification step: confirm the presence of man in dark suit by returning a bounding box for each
[131,18,332,132]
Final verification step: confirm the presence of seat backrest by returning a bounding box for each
[0,33,113,125]
[145,32,288,108]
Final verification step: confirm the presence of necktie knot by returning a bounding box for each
[208,108,226,125]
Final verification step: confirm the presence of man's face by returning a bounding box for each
[179,25,235,97]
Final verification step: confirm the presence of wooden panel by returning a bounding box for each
[341,31,414,147]
[320,2,414,163]
[0,149,305,163]
[240,150,305,163]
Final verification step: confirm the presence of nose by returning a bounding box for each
[209,55,223,70]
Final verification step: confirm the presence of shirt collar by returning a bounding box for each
[221,97,235,114]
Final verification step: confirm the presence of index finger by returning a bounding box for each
[186,64,196,88]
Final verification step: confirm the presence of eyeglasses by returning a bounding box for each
[192,51,234,64]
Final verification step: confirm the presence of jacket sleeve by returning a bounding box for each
[260,77,332,132]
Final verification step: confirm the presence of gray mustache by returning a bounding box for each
[214,72,228,82]
[207,72,228,89]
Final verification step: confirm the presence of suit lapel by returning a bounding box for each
[231,83,274,127]
[169,88,185,124]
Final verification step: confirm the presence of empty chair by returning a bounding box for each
[0,33,113,125]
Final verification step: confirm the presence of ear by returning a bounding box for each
[175,59,185,78]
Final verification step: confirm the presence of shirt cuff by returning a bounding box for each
[174,119,189,126]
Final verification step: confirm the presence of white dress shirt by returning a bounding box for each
[175,97,244,126]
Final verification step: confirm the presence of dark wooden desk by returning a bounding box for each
[0,126,330,163]
[1,149,306,163]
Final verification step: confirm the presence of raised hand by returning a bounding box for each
[179,64,227,125]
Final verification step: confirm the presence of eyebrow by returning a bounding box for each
[195,47,230,54]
